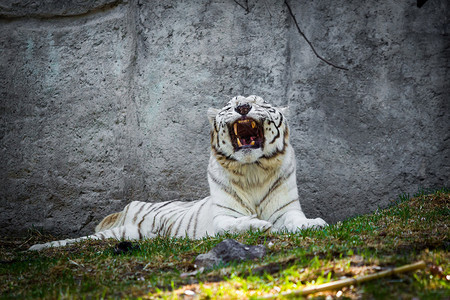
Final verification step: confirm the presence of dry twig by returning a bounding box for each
[259,261,426,299]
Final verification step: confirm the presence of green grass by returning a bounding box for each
[1,188,449,299]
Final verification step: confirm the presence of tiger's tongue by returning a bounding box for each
[237,136,256,147]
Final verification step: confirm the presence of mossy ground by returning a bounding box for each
[1,189,449,299]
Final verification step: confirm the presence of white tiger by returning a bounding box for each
[29,95,327,251]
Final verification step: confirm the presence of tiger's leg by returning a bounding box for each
[213,214,272,235]
[28,225,156,251]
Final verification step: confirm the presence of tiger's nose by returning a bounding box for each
[235,103,251,115]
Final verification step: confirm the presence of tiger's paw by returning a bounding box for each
[217,215,272,234]
[237,215,273,232]
[304,217,328,229]
[283,217,328,232]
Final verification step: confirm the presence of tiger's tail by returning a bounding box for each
[95,212,122,233]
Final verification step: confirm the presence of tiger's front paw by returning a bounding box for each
[304,217,328,229]
[217,215,272,234]
[237,215,273,232]
[283,217,327,232]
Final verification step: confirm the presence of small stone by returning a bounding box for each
[194,239,266,269]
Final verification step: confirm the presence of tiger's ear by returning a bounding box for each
[207,107,219,126]
[278,106,289,117]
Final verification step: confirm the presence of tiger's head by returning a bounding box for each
[208,95,289,165]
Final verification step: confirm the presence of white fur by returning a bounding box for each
[29,95,326,251]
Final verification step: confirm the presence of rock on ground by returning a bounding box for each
[194,239,266,269]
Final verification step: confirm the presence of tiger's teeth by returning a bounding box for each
[237,138,243,147]
[234,123,238,135]
[251,121,256,128]
[250,141,255,146]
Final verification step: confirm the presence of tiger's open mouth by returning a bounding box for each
[229,117,264,151]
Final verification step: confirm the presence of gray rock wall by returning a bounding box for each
[1,0,448,237]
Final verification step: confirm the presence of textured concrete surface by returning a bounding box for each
[1,0,449,237]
